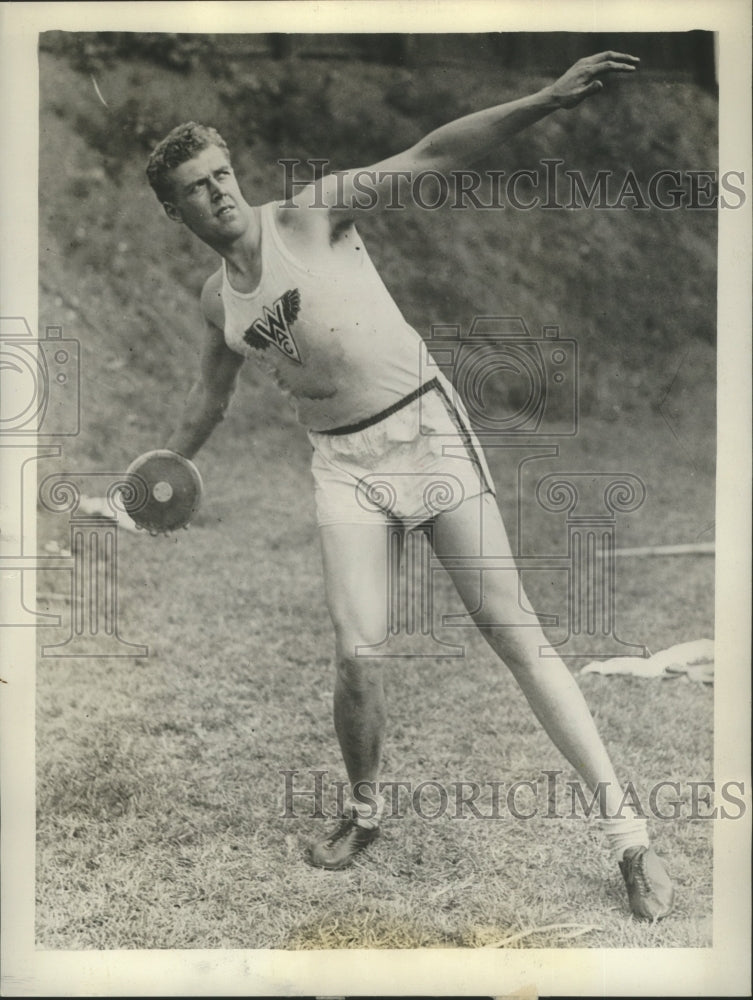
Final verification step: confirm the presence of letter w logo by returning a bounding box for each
[243,288,302,363]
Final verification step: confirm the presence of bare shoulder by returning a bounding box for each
[274,196,353,250]
[200,267,225,332]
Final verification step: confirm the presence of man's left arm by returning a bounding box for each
[285,51,638,224]
[404,51,638,172]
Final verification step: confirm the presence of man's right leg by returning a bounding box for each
[309,521,394,868]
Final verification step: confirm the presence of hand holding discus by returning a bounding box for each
[124,449,204,535]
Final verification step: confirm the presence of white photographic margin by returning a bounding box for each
[1,0,750,996]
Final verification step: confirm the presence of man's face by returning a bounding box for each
[163,144,247,241]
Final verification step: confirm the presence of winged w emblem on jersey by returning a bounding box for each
[243,288,302,363]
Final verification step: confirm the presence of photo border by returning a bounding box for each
[1,1,750,996]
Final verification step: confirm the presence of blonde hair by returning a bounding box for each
[146,122,230,203]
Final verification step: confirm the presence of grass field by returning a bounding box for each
[35,37,716,951]
[35,410,715,950]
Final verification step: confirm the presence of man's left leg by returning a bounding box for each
[431,491,674,920]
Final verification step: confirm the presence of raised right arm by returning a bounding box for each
[165,271,244,459]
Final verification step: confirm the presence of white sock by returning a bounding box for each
[598,815,650,863]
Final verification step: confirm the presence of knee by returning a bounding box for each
[332,616,387,662]
[335,645,384,694]
[466,583,543,667]
[476,619,545,675]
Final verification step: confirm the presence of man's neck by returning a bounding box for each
[215,203,262,291]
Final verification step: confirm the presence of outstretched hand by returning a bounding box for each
[547,51,639,109]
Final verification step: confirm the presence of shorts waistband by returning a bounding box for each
[315,378,441,436]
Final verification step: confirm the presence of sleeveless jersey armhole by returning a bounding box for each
[265,201,356,278]
[202,268,226,330]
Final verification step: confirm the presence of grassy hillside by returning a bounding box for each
[39,39,717,474]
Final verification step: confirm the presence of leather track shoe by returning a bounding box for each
[309,816,380,870]
[619,845,675,921]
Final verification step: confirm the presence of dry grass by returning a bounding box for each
[36,420,714,949]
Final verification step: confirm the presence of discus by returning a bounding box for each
[123,449,203,534]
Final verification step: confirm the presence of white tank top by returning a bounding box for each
[221,201,427,430]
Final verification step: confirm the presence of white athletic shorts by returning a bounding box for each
[308,376,495,527]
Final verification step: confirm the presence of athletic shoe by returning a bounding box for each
[619,845,675,921]
[309,815,380,870]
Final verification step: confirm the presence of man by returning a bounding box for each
[146,51,674,920]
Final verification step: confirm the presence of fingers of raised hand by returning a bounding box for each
[594,60,639,75]
[588,52,640,72]
[591,51,640,64]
